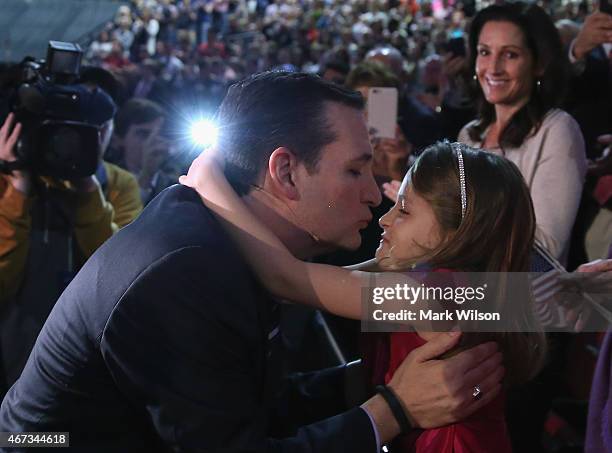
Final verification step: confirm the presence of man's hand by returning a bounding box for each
[588,134,612,177]
[564,258,612,331]
[572,11,612,61]
[576,258,612,273]
[362,332,503,444]
[0,113,21,162]
[71,176,99,193]
[388,332,503,428]
[0,113,30,194]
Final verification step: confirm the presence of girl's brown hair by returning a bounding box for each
[401,141,546,385]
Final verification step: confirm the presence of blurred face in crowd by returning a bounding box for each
[117,116,164,174]
[111,41,124,56]
[475,21,536,109]
[376,177,444,267]
[290,103,381,251]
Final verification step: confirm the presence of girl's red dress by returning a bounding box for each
[362,269,513,452]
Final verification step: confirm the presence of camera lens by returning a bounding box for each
[38,123,99,179]
[50,126,81,157]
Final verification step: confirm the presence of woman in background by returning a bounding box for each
[458,2,587,265]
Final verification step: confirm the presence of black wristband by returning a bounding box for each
[375,385,412,435]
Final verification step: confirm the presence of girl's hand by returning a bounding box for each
[179,148,223,196]
[564,258,612,331]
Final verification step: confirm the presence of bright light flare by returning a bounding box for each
[190,119,218,148]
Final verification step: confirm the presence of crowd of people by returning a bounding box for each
[0,0,611,451]
[80,0,611,266]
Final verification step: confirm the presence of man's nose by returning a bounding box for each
[363,173,382,207]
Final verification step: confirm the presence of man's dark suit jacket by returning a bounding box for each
[0,185,376,452]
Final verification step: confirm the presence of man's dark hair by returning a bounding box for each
[217,71,364,195]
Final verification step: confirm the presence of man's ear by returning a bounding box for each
[268,147,300,200]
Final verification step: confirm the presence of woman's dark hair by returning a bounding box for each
[217,71,364,195]
[467,2,568,148]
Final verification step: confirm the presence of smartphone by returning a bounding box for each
[601,0,612,15]
[447,36,466,58]
[367,87,398,139]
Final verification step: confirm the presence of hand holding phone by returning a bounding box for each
[572,9,612,60]
[367,87,398,140]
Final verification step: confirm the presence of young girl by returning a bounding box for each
[180,141,546,452]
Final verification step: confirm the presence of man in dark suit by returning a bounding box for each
[0,72,503,451]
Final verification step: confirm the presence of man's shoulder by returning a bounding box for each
[127,184,225,247]
[92,184,242,280]
[63,185,261,339]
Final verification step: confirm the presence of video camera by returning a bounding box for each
[0,41,115,180]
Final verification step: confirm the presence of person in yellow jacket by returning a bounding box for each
[0,88,142,393]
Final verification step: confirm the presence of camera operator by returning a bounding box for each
[0,86,142,393]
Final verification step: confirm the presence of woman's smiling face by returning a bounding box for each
[475,20,536,109]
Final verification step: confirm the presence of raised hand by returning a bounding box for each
[572,11,612,60]
[382,179,402,202]
[0,113,30,194]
